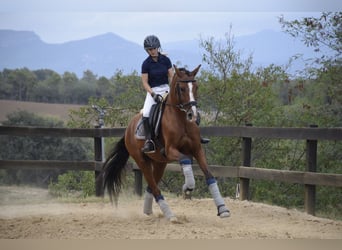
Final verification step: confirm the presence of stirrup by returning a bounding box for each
[200,137,210,144]
[142,140,156,154]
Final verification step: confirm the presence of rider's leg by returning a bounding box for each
[141,84,170,153]
[141,90,156,154]
[196,112,210,144]
[142,116,155,153]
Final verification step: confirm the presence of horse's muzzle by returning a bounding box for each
[178,101,198,122]
[187,105,197,123]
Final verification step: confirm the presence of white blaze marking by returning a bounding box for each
[188,82,197,120]
[188,82,195,102]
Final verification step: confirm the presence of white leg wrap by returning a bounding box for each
[208,182,225,207]
[182,164,195,192]
[208,180,230,217]
[143,190,154,215]
[157,199,175,220]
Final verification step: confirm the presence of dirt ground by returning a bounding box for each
[0,186,341,239]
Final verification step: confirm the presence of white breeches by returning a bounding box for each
[142,84,169,117]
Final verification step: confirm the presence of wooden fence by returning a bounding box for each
[0,125,341,216]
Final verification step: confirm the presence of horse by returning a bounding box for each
[102,64,230,221]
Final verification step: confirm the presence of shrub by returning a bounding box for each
[48,171,95,198]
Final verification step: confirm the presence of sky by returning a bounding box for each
[0,0,341,45]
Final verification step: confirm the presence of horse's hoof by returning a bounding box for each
[219,211,230,218]
[183,190,192,200]
[169,216,179,223]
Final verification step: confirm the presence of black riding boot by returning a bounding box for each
[200,137,210,144]
[142,117,155,153]
[196,112,210,144]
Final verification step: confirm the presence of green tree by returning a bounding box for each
[68,70,144,129]
[199,28,279,127]
[96,76,112,101]
[279,12,341,62]
[65,70,98,104]
[279,12,342,127]
[5,68,37,101]
[30,69,63,102]
[82,70,97,83]
[110,70,143,113]
[0,69,13,99]
[198,27,285,168]
[61,71,79,103]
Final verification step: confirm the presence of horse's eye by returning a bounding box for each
[180,87,186,92]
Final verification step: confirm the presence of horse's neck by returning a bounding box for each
[165,99,188,130]
[168,83,180,106]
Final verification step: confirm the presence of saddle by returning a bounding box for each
[135,96,167,140]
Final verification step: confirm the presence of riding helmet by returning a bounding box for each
[143,35,161,50]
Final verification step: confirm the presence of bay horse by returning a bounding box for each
[102,65,230,221]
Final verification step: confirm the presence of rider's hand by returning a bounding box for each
[151,92,163,103]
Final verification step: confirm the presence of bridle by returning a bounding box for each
[174,79,198,113]
[163,78,198,122]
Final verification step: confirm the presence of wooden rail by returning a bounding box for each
[0,125,341,216]
[1,125,341,140]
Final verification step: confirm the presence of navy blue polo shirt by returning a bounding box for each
[141,53,172,88]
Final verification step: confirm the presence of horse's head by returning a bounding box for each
[170,64,201,123]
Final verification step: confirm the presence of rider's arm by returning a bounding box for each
[142,73,153,95]
[168,67,174,84]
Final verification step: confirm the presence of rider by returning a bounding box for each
[141,35,173,153]
[141,35,210,154]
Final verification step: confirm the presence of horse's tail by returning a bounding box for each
[102,136,129,204]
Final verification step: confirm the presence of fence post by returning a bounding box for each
[240,123,252,200]
[93,105,106,197]
[305,124,318,215]
[94,130,104,197]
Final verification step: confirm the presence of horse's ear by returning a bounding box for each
[191,64,201,76]
[173,64,181,76]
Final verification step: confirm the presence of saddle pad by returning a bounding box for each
[135,118,145,140]
[135,93,168,141]
[135,103,165,140]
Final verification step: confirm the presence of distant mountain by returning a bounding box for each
[0,30,146,77]
[233,30,322,71]
[0,29,322,77]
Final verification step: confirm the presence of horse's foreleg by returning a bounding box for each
[195,148,230,218]
[165,146,196,199]
[157,197,176,221]
[179,156,195,199]
[206,178,230,218]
